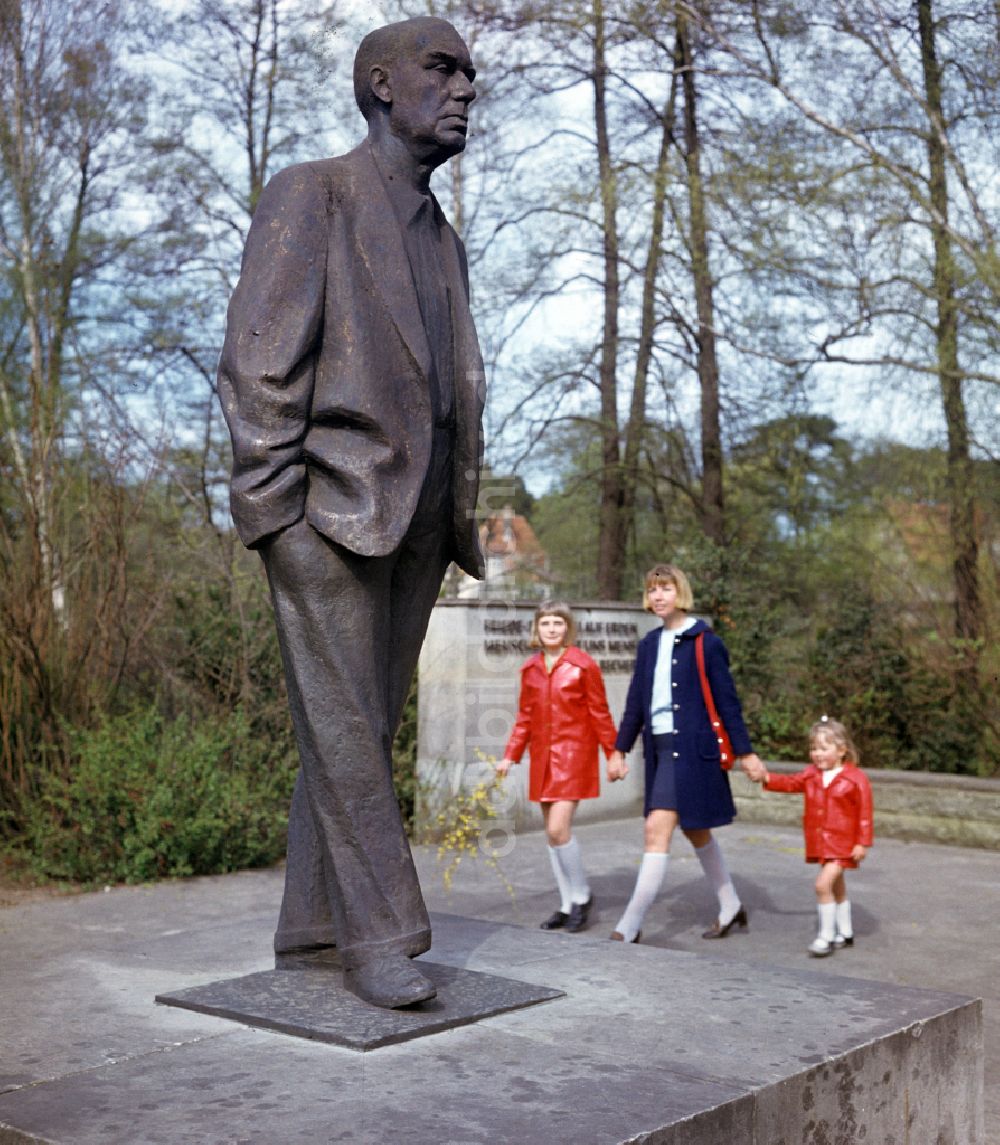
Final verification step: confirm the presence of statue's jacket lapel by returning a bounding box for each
[345,145,434,386]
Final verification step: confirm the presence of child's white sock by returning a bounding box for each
[835,899,853,939]
[547,845,573,914]
[817,901,837,942]
[554,837,590,906]
[614,852,668,941]
[694,837,741,924]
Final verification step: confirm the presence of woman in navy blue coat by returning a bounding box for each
[607,564,763,943]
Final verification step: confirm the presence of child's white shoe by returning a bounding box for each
[808,936,834,957]
[833,934,854,949]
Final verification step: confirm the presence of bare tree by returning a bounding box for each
[0,0,153,795]
[676,7,724,549]
[916,0,980,642]
[729,0,996,649]
[135,0,348,703]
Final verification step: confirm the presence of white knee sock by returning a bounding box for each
[547,845,573,914]
[835,899,853,939]
[614,853,668,941]
[694,837,741,925]
[554,837,590,905]
[817,902,837,942]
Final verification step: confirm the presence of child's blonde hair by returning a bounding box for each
[642,563,694,612]
[528,600,576,649]
[809,717,860,764]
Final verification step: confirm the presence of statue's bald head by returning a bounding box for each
[353,16,464,121]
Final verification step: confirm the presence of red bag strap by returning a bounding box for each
[694,633,718,723]
[695,632,733,767]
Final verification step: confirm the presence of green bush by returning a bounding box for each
[19,705,297,884]
[392,679,420,834]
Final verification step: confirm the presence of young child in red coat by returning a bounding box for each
[745,718,873,957]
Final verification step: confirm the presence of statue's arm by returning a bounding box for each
[218,164,328,548]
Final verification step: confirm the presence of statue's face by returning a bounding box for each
[385,22,476,164]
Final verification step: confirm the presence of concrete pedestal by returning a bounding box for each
[0,911,982,1143]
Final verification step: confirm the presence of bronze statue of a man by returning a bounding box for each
[217,17,484,1008]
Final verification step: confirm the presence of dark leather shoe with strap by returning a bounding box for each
[540,910,569,930]
[702,906,748,939]
[565,894,593,933]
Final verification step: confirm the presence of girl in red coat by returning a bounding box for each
[497,601,618,934]
[748,718,874,957]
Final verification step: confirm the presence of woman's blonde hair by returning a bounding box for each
[642,564,694,612]
[528,600,576,648]
[809,717,860,764]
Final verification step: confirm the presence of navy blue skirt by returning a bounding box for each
[646,733,736,830]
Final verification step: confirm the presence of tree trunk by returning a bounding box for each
[593,0,625,600]
[916,0,980,643]
[243,0,280,215]
[8,0,64,628]
[617,64,680,588]
[677,12,724,550]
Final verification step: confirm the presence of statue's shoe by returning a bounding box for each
[343,955,437,1009]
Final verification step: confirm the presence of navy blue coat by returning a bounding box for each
[615,618,754,827]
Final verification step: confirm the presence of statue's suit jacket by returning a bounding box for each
[218,140,485,575]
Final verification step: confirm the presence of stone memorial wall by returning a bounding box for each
[416,599,659,838]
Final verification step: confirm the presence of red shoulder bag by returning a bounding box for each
[694,633,735,770]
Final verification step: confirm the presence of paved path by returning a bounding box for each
[0,818,994,1141]
[417,816,998,1138]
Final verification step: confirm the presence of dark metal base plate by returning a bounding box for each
[155,961,563,1051]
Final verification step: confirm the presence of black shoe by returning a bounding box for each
[540,910,569,930]
[702,906,748,939]
[565,895,593,933]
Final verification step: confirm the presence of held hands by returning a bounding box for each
[739,754,767,783]
[607,749,628,782]
[495,758,515,778]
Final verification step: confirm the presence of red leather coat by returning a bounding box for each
[504,646,618,801]
[765,764,874,861]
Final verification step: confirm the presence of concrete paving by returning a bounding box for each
[0,817,995,1142]
[426,816,998,1132]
